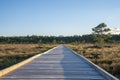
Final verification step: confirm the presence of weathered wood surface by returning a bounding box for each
[0,45,118,80]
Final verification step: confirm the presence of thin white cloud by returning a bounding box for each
[109,28,120,35]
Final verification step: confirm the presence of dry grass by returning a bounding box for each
[66,43,120,79]
[0,44,57,70]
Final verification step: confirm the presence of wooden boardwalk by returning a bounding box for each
[0,45,118,80]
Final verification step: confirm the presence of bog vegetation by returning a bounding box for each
[0,44,57,70]
[67,43,120,79]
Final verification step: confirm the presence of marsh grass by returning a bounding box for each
[67,43,120,79]
[0,44,57,70]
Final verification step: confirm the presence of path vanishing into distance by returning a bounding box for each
[0,45,119,80]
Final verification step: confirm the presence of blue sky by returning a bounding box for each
[0,0,120,36]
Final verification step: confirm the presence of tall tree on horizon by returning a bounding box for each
[92,23,111,44]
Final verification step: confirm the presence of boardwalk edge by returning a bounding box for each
[66,45,119,80]
[0,45,58,77]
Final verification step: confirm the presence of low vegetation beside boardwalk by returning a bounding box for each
[0,44,57,70]
[67,43,120,79]
[0,43,120,79]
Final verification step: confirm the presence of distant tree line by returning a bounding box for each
[0,35,120,44]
